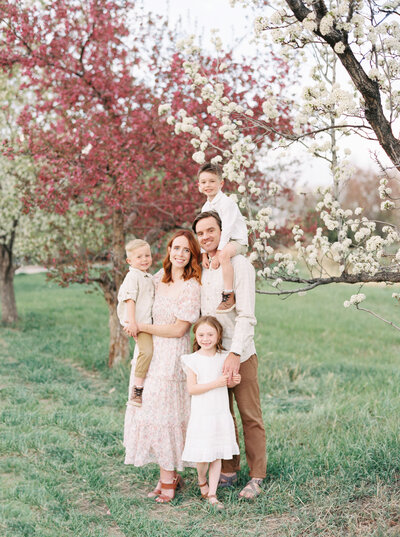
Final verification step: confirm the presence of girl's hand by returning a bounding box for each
[215,374,229,388]
[228,373,241,388]
[202,252,210,269]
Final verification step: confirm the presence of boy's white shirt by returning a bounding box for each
[117,266,154,326]
[201,190,248,251]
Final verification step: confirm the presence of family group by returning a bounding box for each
[117,162,267,509]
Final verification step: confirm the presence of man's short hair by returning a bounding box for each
[197,161,223,180]
[192,211,222,234]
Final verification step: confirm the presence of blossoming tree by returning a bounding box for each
[161,0,400,329]
[0,0,293,362]
[0,70,43,324]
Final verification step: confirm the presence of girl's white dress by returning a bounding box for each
[181,350,239,463]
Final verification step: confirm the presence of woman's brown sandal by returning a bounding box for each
[147,480,162,498]
[198,481,209,499]
[155,475,184,504]
[206,494,224,510]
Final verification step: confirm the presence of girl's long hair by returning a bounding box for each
[192,316,225,352]
[162,229,202,284]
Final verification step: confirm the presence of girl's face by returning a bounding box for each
[195,323,219,351]
[168,235,191,269]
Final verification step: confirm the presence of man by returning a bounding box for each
[192,210,267,499]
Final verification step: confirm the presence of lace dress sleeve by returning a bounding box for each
[174,278,201,324]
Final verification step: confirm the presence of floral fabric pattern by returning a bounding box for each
[124,274,201,471]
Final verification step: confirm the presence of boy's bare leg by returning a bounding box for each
[133,376,144,389]
[216,243,238,313]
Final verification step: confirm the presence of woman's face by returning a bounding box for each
[168,235,191,269]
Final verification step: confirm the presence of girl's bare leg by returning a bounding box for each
[196,462,210,497]
[208,459,222,497]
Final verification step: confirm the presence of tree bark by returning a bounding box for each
[101,208,130,367]
[0,242,18,324]
[284,0,400,171]
[102,284,129,368]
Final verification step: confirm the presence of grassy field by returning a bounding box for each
[1,274,399,537]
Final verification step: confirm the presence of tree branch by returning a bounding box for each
[355,303,400,331]
[256,269,400,295]
[284,0,400,171]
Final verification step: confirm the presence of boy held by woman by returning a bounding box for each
[117,239,154,407]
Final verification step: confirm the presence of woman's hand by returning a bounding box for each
[202,252,210,269]
[124,321,138,338]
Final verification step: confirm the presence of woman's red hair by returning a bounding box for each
[162,230,202,284]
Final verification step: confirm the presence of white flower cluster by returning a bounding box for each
[258,0,400,127]
[343,293,366,308]
[157,4,400,299]
[378,177,392,200]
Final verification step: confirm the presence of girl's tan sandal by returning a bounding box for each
[198,481,209,499]
[206,494,224,510]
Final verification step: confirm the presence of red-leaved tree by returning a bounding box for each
[0,0,293,365]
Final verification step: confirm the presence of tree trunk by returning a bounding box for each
[0,243,18,324]
[284,0,400,171]
[101,208,130,367]
[105,288,130,368]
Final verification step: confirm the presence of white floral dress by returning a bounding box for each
[124,272,201,471]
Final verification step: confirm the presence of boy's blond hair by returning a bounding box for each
[125,239,150,255]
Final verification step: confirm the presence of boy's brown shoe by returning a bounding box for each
[216,292,236,313]
[130,386,144,407]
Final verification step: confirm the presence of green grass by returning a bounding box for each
[1,274,400,536]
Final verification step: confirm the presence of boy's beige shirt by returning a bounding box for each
[117,267,154,325]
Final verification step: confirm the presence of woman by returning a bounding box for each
[123,229,201,503]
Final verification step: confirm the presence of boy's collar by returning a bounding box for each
[129,266,150,275]
[208,189,223,203]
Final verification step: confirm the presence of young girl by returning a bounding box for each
[181,316,241,509]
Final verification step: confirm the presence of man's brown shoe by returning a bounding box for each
[129,386,143,407]
[216,292,236,313]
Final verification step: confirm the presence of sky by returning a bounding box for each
[141,0,390,188]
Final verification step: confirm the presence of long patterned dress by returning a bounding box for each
[124,273,201,471]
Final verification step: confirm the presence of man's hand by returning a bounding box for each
[222,352,240,383]
[202,252,210,269]
[210,251,220,269]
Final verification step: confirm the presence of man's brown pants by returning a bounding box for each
[222,354,267,479]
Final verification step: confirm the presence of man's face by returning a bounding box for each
[195,216,221,254]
